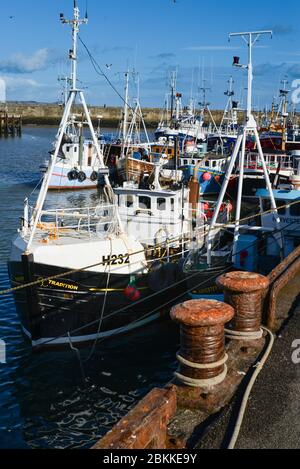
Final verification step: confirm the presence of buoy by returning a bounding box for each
[215,175,221,183]
[131,289,141,302]
[202,172,211,182]
[124,284,141,302]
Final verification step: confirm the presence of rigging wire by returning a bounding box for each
[77,35,146,124]
[83,238,113,362]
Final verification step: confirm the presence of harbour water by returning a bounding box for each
[0,127,178,449]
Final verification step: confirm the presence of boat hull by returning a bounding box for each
[117,157,155,184]
[47,164,99,190]
[8,258,187,348]
[181,165,228,195]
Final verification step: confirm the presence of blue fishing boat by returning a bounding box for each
[180,151,232,195]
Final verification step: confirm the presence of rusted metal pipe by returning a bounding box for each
[170,299,234,388]
[217,271,269,337]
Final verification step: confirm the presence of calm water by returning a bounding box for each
[0,127,178,449]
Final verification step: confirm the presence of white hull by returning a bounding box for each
[47,163,99,190]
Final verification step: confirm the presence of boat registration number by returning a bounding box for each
[102,254,130,266]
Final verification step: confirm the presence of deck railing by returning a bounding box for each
[30,204,119,239]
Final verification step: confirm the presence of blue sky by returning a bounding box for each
[1,0,300,109]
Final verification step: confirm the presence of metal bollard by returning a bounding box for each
[170,299,234,388]
[216,271,270,340]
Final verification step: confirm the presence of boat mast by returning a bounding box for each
[170,70,177,126]
[122,69,130,142]
[220,76,236,132]
[206,30,283,265]
[26,1,122,251]
[199,79,219,134]
[278,77,290,151]
[58,75,71,107]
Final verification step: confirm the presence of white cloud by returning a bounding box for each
[0,49,50,74]
[1,76,40,90]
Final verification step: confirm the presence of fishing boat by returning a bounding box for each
[178,77,241,196]
[207,76,239,153]
[46,117,104,190]
[103,72,153,185]
[182,30,296,299]
[7,3,189,348]
[155,72,206,147]
[114,159,231,246]
[258,79,300,152]
[39,73,106,190]
[180,151,232,196]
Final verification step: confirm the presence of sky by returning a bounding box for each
[1,0,300,109]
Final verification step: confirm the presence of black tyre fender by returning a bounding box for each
[78,171,86,183]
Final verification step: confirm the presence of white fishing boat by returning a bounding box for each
[45,116,104,190]
[155,72,206,145]
[8,2,206,349]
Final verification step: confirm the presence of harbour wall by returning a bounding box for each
[3,102,227,128]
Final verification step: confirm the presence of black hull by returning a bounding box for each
[185,263,232,297]
[8,259,187,348]
[230,172,278,198]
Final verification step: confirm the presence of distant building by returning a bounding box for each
[0,78,6,103]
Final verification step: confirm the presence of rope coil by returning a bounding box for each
[225,328,263,341]
[175,365,228,389]
[176,352,228,370]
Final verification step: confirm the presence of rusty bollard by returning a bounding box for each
[170,300,234,388]
[216,271,270,340]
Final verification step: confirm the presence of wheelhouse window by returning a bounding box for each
[125,195,134,208]
[276,200,286,215]
[262,199,271,212]
[157,198,166,211]
[170,198,175,212]
[139,196,151,210]
[262,198,286,215]
[290,201,300,217]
